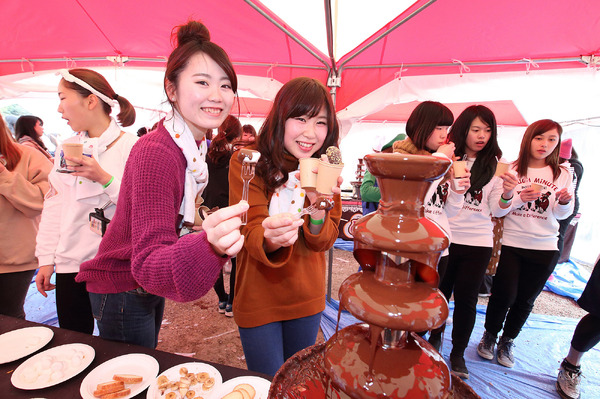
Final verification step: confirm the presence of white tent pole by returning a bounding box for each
[243,0,331,73]
[342,57,586,70]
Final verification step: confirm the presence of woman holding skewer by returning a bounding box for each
[229,77,342,376]
[76,20,248,348]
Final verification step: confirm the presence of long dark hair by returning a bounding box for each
[15,115,48,150]
[208,115,242,164]
[0,115,21,171]
[406,101,454,151]
[449,105,502,194]
[256,77,339,192]
[516,119,563,181]
[61,69,136,127]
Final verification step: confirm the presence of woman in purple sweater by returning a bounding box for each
[76,20,248,348]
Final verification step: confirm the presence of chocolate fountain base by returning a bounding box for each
[269,342,480,399]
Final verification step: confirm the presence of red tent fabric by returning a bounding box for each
[1,0,599,113]
[363,100,527,126]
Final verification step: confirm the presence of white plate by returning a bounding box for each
[11,343,95,390]
[214,376,271,399]
[0,326,54,364]
[80,353,159,399]
[146,362,223,399]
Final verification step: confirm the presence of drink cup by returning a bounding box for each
[299,157,319,189]
[452,177,466,193]
[453,160,467,178]
[530,183,543,192]
[61,143,83,168]
[494,161,510,176]
[316,160,344,195]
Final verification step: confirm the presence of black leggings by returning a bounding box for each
[214,257,236,305]
[56,272,94,334]
[485,245,559,339]
[571,313,600,353]
[440,244,492,355]
[0,270,35,319]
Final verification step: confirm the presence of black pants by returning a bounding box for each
[214,257,236,305]
[485,245,559,339]
[572,313,600,353]
[56,272,94,334]
[0,270,35,319]
[440,244,492,355]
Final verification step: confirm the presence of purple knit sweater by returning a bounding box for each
[76,122,224,302]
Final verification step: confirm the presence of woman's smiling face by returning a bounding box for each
[283,106,329,159]
[167,52,234,140]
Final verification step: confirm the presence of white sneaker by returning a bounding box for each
[556,359,581,399]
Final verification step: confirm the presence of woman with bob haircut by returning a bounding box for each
[229,77,342,376]
[76,20,248,348]
[477,119,573,369]
[392,101,469,291]
[0,115,52,319]
[14,115,53,160]
[430,105,517,378]
[35,68,138,334]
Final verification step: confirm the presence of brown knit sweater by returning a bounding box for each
[0,144,52,273]
[229,148,342,328]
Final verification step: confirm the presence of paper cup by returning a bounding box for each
[494,161,510,176]
[299,157,319,189]
[316,160,344,195]
[530,183,543,192]
[452,178,465,192]
[62,143,83,167]
[453,160,467,178]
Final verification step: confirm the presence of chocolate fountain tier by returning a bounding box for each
[325,324,450,399]
[353,153,452,272]
[269,341,481,399]
[339,272,448,331]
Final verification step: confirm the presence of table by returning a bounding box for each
[0,315,270,398]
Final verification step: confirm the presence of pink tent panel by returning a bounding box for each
[362,100,527,127]
[232,97,273,118]
[335,0,600,109]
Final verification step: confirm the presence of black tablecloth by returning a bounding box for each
[0,315,270,398]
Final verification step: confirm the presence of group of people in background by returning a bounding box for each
[360,100,593,398]
[0,16,596,399]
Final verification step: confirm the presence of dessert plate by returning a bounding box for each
[0,326,54,364]
[80,353,159,399]
[11,343,95,390]
[146,362,222,399]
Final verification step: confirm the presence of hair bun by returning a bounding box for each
[175,20,210,47]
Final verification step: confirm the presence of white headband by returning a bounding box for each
[59,69,119,108]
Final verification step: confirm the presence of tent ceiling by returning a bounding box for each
[1,0,599,114]
[362,100,527,127]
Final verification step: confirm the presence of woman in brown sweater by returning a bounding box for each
[0,115,52,318]
[229,77,342,376]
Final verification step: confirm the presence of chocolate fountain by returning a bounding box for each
[270,153,480,398]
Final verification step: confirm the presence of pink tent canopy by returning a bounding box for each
[363,100,527,126]
[1,0,599,112]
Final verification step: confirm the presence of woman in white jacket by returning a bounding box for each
[35,69,137,334]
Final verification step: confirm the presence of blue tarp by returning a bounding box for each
[24,270,58,327]
[545,260,591,300]
[320,299,599,398]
